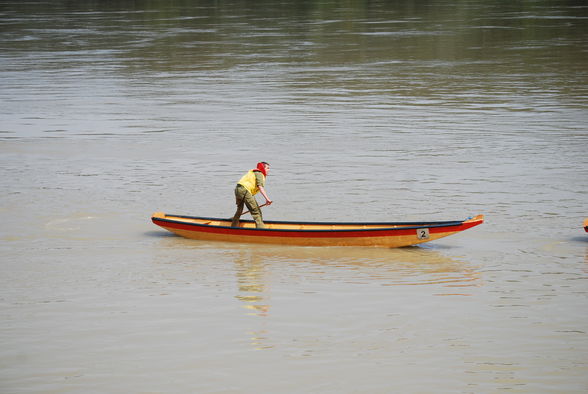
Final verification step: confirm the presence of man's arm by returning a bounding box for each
[255,171,272,205]
[258,186,272,205]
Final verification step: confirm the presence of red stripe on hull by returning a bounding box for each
[152,217,481,239]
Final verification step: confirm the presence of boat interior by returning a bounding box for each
[153,212,468,231]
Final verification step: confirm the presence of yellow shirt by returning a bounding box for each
[237,170,265,195]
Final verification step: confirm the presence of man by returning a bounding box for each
[231,162,272,228]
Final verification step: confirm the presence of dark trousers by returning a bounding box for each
[231,185,265,228]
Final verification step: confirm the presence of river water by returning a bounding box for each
[1,1,587,392]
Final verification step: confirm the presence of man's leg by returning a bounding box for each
[243,192,265,228]
[231,186,247,227]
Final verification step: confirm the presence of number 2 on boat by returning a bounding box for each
[417,228,430,240]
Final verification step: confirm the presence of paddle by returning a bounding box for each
[241,202,270,216]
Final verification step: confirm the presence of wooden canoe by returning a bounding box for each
[151,212,484,248]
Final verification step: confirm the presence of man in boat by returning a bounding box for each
[231,162,272,228]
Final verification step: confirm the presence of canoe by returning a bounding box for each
[151,212,484,248]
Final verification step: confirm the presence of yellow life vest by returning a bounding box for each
[238,170,265,195]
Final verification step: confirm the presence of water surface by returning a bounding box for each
[1,1,587,392]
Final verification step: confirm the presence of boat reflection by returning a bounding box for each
[231,243,481,317]
[153,238,480,350]
[154,237,481,304]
